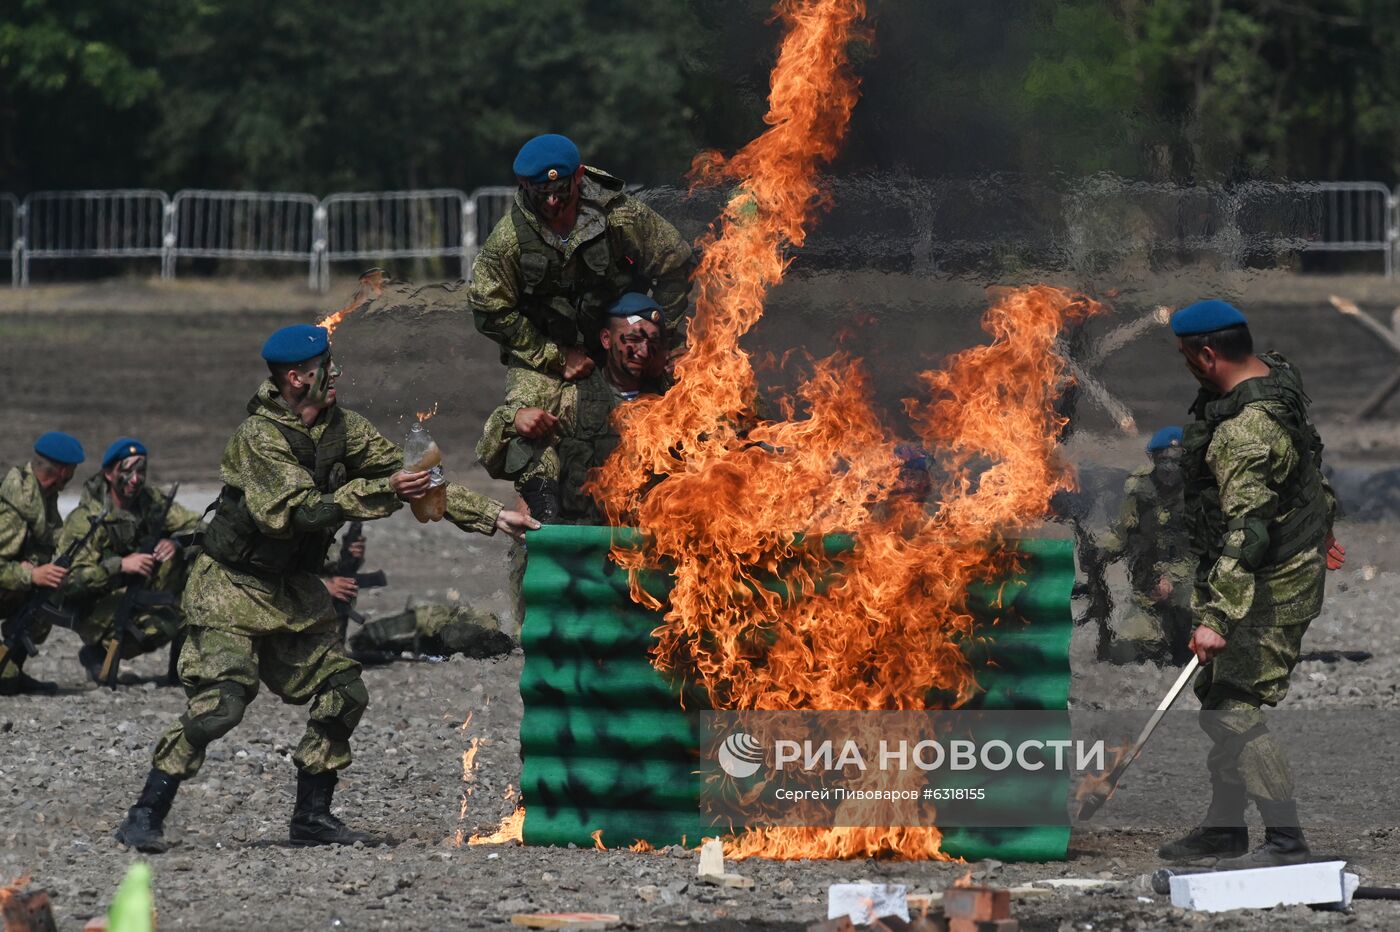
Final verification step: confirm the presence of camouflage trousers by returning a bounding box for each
[1194,620,1310,816]
[76,553,189,658]
[477,362,579,489]
[152,622,367,779]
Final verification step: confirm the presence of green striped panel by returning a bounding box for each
[519,525,1073,861]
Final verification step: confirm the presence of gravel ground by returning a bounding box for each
[4,513,1400,930]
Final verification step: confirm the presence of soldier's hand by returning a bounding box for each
[1188,625,1227,664]
[323,576,358,602]
[349,538,366,560]
[562,346,596,382]
[514,407,560,440]
[153,539,177,563]
[391,469,433,501]
[1153,575,1173,602]
[495,509,542,542]
[1325,533,1346,571]
[121,553,157,579]
[30,563,68,589]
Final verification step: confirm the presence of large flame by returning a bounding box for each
[587,0,1098,861]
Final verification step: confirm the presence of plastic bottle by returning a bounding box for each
[403,421,447,523]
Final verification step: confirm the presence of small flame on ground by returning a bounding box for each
[416,402,440,423]
[469,800,525,846]
[317,268,387,338]
[591,829,607,851]
[1072,743,1132,803]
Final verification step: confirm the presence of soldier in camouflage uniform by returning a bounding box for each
[479,292,668,628]
[1099,427,1194,665]
[58,438,204,684]
[1156,300,1345,869]
[469,133,692,520]
[0,433,84,695]
[114,324,538,853]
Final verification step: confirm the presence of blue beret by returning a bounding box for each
[262,324,329,364]
[606,292,663,324]
[33,432,84,465]
[1170,300,1248,336]
[103,437,147,468]
[513,134,581,184]
[1147,426,1184,452]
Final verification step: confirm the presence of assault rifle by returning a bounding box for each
[101,483,180,689]
[333,521,386,637]
[0,504,111,680]
[1071,518,1114,662]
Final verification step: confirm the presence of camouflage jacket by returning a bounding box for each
[1191,404,1335,637]
[0,464,62,604]
[1100,464,1192,596]
[186,380,504,635]
[468,168,693,373]
[56,473,203,600]
[557,372,661,524]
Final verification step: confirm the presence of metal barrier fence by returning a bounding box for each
[166,190,321,289]
[464,186,518,280]
[319,189,470,291]
[5,180,1400,288]
[17,190,168,286]
[1,193,17,283]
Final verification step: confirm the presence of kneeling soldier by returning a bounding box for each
[114,324,537,852]
[60,438,204,685]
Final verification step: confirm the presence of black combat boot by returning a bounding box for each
[289,769,373,847]
[518,477,561,524]
[79,643,106,685]
[1216,800,1309,869]
[0,652,58,696]
[1158,781,1249,862]
[114,769,181,853]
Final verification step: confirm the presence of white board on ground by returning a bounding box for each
[1168,861,1351,912]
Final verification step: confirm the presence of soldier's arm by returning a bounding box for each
[0,507,34,592]
[1194,409,1295,637]
[468,229,567,373]
[56,507,120,595]
[444,484,505,536]
[1099,474,1145,561]
[615,197,694,347]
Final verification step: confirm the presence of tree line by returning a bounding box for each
[4,0,1398,194]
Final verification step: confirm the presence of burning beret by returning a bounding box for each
[33,431,85,466]
[606,292,663,324]
[103,437,147,469]
[262,324,330,364]
[1146,426,1184,453]
[1169,300,1248,336]
[513,134,581,184]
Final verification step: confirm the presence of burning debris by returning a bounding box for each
[316,268,388,337]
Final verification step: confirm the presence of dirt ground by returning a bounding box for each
[4,272,1400,930]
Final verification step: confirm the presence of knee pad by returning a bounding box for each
[313,671,369,736]
[181,682,249,747]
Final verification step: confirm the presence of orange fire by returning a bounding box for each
[588,0,1098,861]
[416,402,440,423]
[469,800,525,846]
[316,268,387,337]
